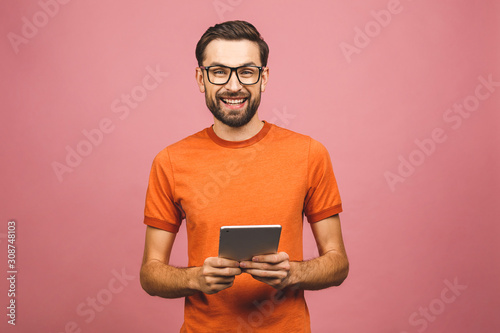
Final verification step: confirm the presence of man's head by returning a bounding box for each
[195,21,269,128]
[195,21,269,68]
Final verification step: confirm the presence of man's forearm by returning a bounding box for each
[140,260,200,298]
[289,250,349,290]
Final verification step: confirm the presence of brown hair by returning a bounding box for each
[195,20,269,67]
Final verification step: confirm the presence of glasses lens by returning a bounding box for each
[207,66,260,85]
[237,67,260,84]
[208,67,231,84]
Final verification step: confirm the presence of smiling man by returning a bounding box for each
[200,42,261,128]
[140,21,349,333]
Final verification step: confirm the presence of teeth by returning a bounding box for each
[222,98,245,105]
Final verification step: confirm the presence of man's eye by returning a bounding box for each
[239,69,255,76]
[211,68,228,76]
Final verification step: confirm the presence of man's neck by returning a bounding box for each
[212,115,264,142]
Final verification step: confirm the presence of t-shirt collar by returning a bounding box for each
[207,121,272,148]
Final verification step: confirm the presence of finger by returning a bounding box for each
[239,261,253,268]
[207,267,242,277]
[252,252,289,264]
[244,268,288,279]
[240,261,290,271]
[206,257,240,268]
[206,275,236,284]
[203,280,235,294]
[247,275,284,289]
[216,267,242,276]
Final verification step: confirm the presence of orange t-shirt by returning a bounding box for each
[144,121,342,332]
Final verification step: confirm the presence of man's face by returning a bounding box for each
[196,39,269,128]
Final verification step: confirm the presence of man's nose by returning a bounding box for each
[224,69,243,91]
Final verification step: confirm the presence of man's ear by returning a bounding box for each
[195,67,205,93]
[260,67,269,92]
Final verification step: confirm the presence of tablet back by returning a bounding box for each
[218,225,282,261]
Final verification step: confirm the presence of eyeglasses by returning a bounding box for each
[200,65,264,85]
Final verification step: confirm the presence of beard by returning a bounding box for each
[205,89,261,128]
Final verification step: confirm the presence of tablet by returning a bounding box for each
[218,225,282,261]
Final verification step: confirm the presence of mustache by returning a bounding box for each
[217,91,250,99]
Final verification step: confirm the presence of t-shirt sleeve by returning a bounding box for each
[304,138,343,223]
[143,148,184,233]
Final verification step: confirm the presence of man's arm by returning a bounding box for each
[140,226,242,298]
[240,214,349,290]
[290,214,349,289]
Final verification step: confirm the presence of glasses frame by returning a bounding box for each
[200,65,264,86]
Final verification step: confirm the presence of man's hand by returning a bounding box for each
[238,215,349,292]
[239,252,292,289]
[195,257,242,295]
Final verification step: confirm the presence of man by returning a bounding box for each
[140,20,348,332]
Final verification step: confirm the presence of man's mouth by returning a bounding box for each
[220,97,248,105]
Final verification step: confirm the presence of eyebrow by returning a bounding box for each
[208,62,258,67]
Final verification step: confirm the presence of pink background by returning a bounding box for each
[1,0,499,332]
